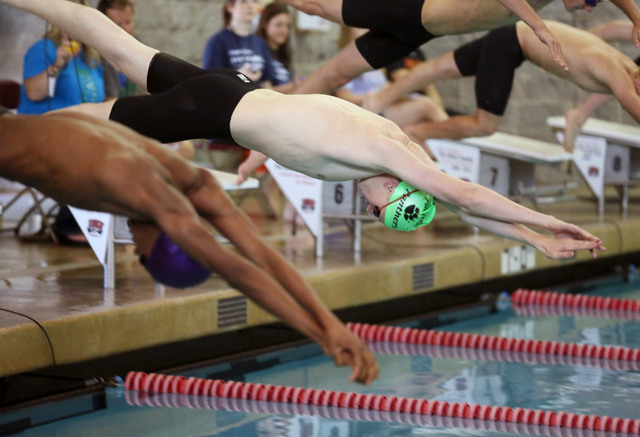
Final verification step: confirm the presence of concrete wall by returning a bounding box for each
[1,0,636,145]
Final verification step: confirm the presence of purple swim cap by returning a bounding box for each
[142,232,211,288]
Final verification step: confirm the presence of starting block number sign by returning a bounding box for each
[428,140,481,184]
[322,181,355,215]
[501,245,536,275]
[428,139,512,195]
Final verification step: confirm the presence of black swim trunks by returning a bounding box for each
[453,24,525,116]
[110,52,259,143]
[342,0,438,69]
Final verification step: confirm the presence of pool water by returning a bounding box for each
[12,278,640,436]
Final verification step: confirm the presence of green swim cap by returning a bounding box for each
[383,181,436,232]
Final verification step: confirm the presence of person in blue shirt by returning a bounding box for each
[18,26,105,114]
[256,2,296,94]
[203,0,277,88]
[18,25,106,245]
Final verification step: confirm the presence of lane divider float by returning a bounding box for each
[512,289,640,320]
[123,371,640,434]
[347,322,640,363]
[124,391,634,437]
[367,341,640,371]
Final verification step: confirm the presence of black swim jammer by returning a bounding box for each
[109,52,259,144]
[342,0,438,69]
[453,24,526,116]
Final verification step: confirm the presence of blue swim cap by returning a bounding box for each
[142,232,211,288]
[383,181,436,232]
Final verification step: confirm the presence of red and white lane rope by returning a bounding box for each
[124,391,633,437]
[123,371,640,434]
[367,341,640,371]
[347,322,640,363]
[512,289,640,320]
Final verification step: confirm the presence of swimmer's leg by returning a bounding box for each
[294,42,372,94]
[563,93,611,152]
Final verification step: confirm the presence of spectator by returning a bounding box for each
[256,2,297,94]
[18,20,106,245]
[98,0,139,98]
[203,0,277,88]
[18,27,104,114]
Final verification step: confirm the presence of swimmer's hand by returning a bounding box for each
[362,91,383,115]
[534,25,568,71]
[632,22,640,47]
[322,322,379,385]
[534,221,605,260]
[236,168,248,186]
[237,151,269,186]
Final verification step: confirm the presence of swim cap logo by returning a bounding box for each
[391,191,409,229]
[404,205,419,222]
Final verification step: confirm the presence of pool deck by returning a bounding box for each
[1,185,639,380]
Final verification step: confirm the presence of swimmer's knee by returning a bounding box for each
[474,111,500,136]
[475,119,499,136]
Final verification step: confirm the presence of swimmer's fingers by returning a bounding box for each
[541,238,605,260]
[533,25,567,71]
[322,322,378,384]
[632,25,640,47]
[346,347,379,385]
[552,41,568,71]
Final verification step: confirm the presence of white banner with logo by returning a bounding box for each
[69,207,112,264]
[571,134,607,199]
[265,160,323,237]
[427,140,481,183]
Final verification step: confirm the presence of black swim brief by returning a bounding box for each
[453,24,525,116]
[110,53,259,143]
[342,0,438,69]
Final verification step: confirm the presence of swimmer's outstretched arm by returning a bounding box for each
[606,68,640,124]
[1,0,156,91]
[608,0,640,46]
[436,198,605,259]
[182,172,379,385]
[495,0,567,70]
[372,139,604,259]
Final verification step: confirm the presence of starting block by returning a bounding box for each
[547,116,640,215]
[70,168,259,290]
[265,160,376,258]
[427,132,574,202]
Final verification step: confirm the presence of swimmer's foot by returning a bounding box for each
[362,92,382,115]
[563,108,586,153]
